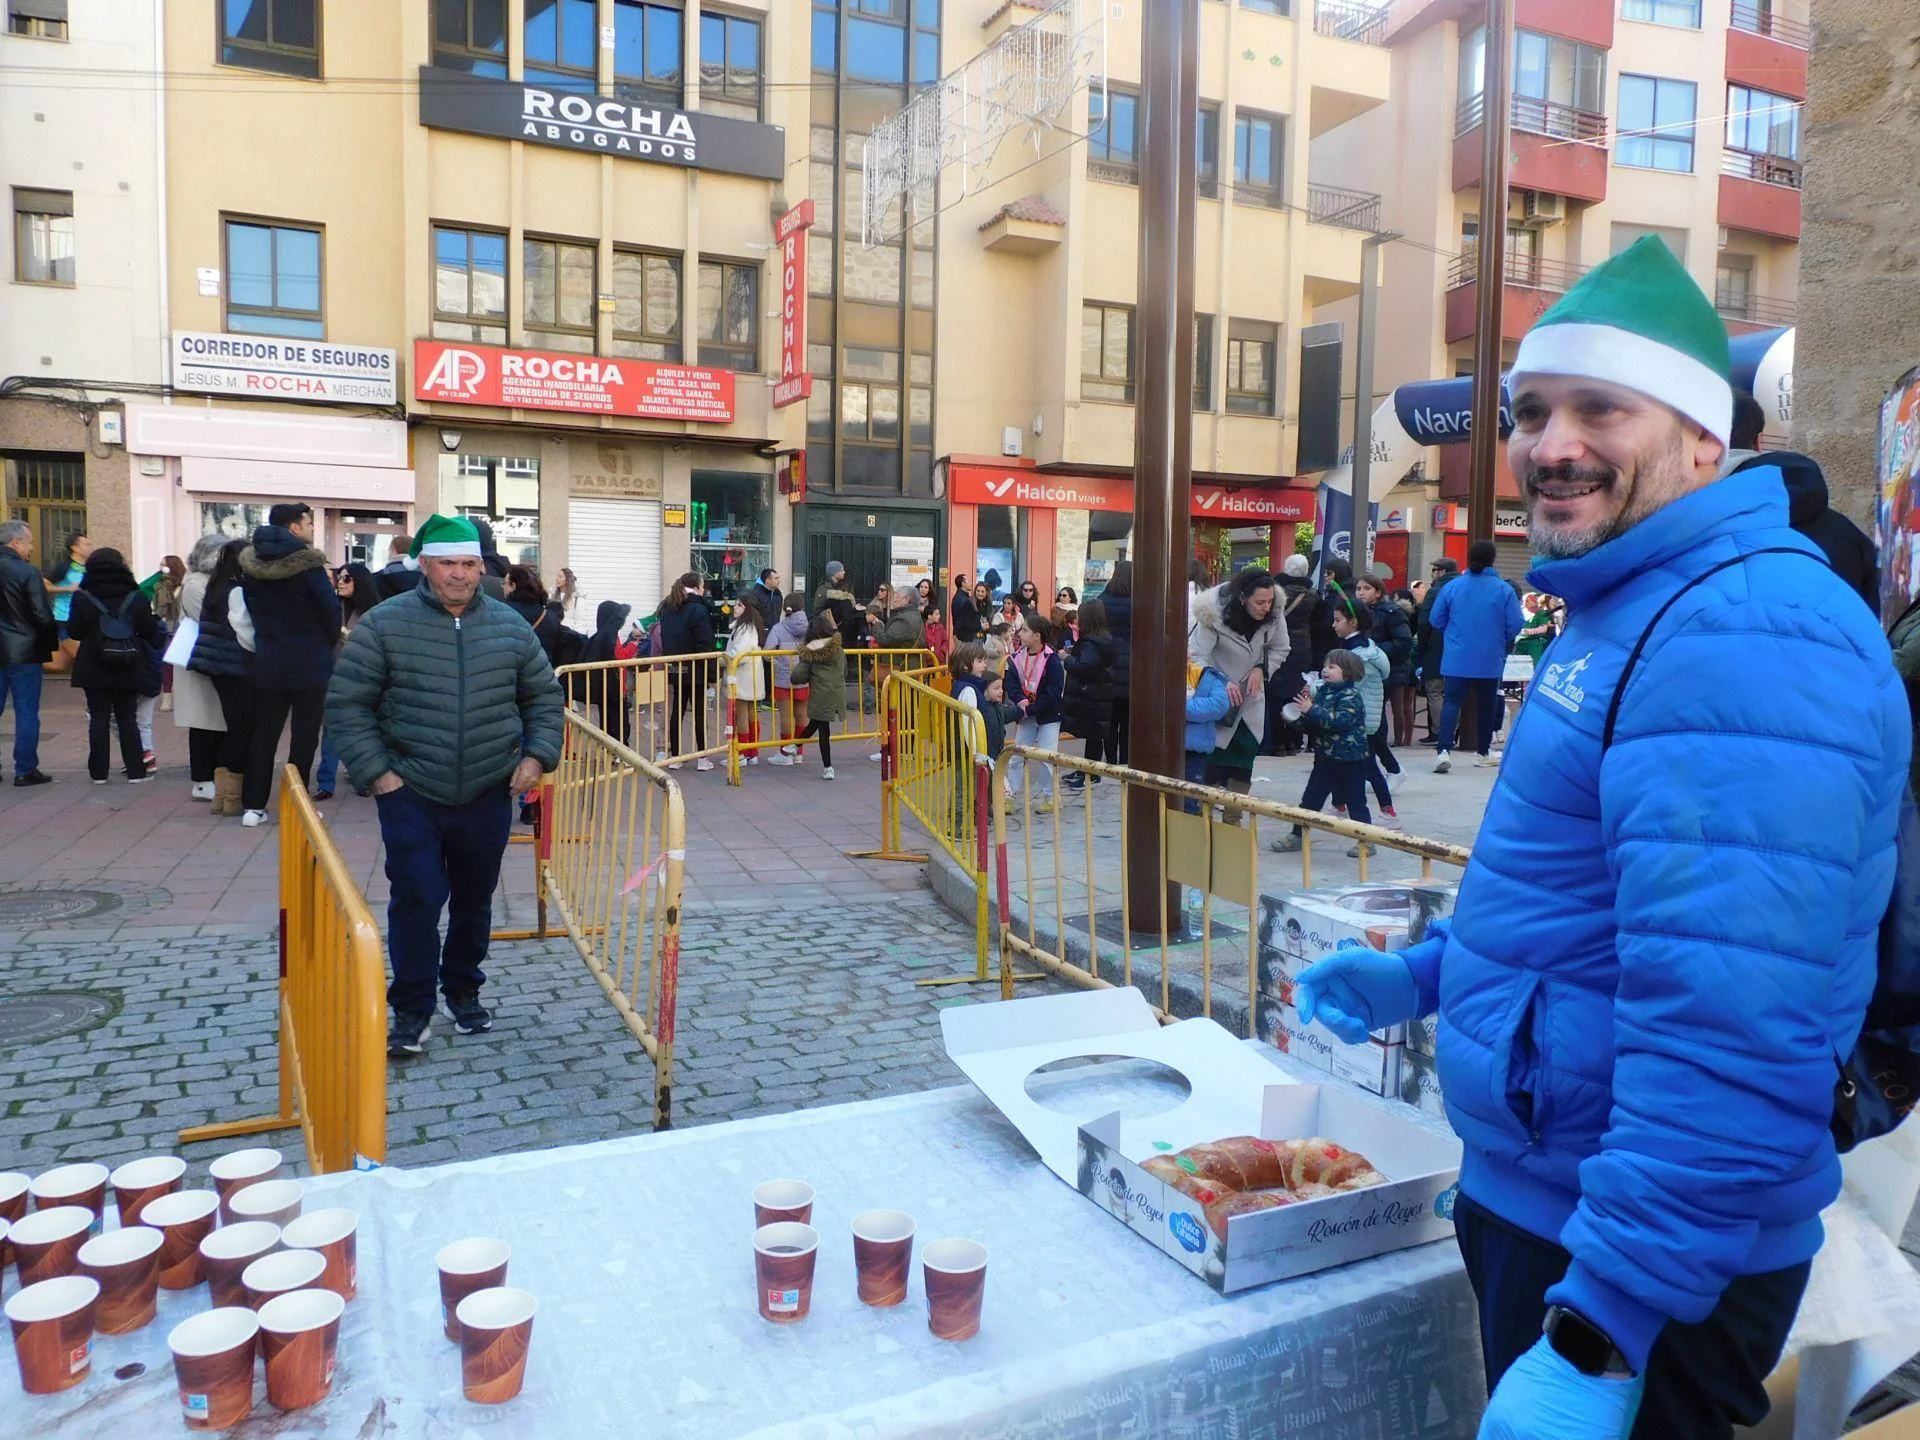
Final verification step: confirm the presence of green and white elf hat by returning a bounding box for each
[408,514,483,559]
[1509,234,1733,448]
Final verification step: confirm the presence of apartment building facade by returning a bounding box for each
[0,0,167,562]
[1316,0,1807,570]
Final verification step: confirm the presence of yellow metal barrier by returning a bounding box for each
[721,646,936,782]
[555,652,729,770]
[510,709,686,1130]
[180,765,387,1173]
[989,746,1473,1025]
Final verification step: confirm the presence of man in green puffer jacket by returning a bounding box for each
[325,514,564,1059]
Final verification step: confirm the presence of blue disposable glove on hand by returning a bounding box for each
[1292,942,1419,1044]
[1478,1338,1643,1440]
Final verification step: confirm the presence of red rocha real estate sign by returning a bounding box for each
[414,340,735,423]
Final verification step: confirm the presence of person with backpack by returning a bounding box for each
[237,503,342,826]
[785,612,844,780]
[576,600,633,748]
[655,571,716,771]
[1060,596,1119,790]
[67,547,162,784]
[765,595,811,762]
[1293,238,1908,1439]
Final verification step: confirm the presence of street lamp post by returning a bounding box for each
[1467,0,1514,547]
[1351,229,1402,580]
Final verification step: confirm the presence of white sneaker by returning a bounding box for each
[1475,754,1501,769]
[241,809,268,827]
[695,758,715,772]
[821,766,836,780]
[654,750,670,764]
[742,755,758,766]
[868,752,883,763]
[780,745,798,756]
[190,781,216,801]
[766,753,796,766]
[1434,752,1452,774]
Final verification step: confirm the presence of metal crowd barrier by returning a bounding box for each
[845,672,993,984]
[180,766,387,1172]
[989,746,1473,1026]
[722,646,938,780]
[554,652,729,770]
[505,709,686,1130]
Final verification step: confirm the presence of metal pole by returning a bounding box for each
[1467,0,1513,546]
[1351,230,1400,580]
[1125,0,1198,929]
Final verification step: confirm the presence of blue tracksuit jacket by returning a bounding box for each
[1401,469,1908,1370]
[1429,567,1525,678]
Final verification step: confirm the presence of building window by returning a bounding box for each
[433,0,506,76]
[3,453,86,568]
[1715,253,1754,319]
[612,247,681,361]
[1225,320,1277,416]
[219,0,320,79]
[12,188,73,286]
[1081,302,1133,403]
[846,13,906,84]
[7,1,68,40]
[1617,75,1696,172]
[1088,86,1139,183]
[1726,84,1800,160]
[1460,26,1605,128]
[1193,314,1215,411]
[1197,103,1221,198]
[524,0,596,92]
[1622,0,1700,25]
[699,11,761,121]
[524,236,596,353]
[1233,111,1284,207]
[432,225,508,345]
[224,218,323,337]
[697,258,759,372]
[1240,0,1288,12]
[446,453,541,568]
[812,0,836,74]
[689,471,771,598]
[839,348,901,443]
[614,0,682,105]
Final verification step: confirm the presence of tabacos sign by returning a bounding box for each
[949,464,1312,522]
[415,340,735,424]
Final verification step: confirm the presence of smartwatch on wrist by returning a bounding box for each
[1543,1304,1636,1378]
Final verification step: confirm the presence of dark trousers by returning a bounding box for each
[1107,696,1130,765]
[83,688,143,781]
[2,661,43,775]
[1455,1193,1808,1439]
[212,675,254,773]
[1389,682,1415,746]
[668,674,707,755]
[800,718,833,768]
[1438,676,1500,756]
[376,782,513,1018]
[1364,720,1400,810]
[188,727,221,784]
[1079,724,1109,766]
[1297,753,1370,826]
[243,686,326,811]
[1422,675,1446,741]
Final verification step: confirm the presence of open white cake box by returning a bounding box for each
[942,988,1462,1292]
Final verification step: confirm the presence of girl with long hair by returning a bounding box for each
[726,592,769,765]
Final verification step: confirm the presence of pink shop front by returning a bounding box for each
[122,404,415,573]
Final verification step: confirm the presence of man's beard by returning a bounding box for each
[1526,462,1624,559]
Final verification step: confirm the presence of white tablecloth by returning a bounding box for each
[9,1080,1487,1438]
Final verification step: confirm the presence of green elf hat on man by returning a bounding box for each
[1509,234,1734,448]
[408,513,483,559]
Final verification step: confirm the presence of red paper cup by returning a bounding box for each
[169,1307,259,1430]
[437,1238,510,1342]
[923,1238,988,1341]
[110,1155,187,1228]
[281,1208,358,1301]
[29,1163,109,1234]
[199,1221,281,1309]
[456,1286,538,1404]
[6,1275,99,1394]
[227,1178,303,1229]
[751,1179,814,1228]
[78,1225,163,1333]
[208,1148,282,1221]
[241,1247,325,1310]
[851,1209,916,1307]
[258,1287,345,1411]
[0,1171,28,1224]
[142,1189,220,1291]
[752,1221,819,1324]
[9,1205,94,1287]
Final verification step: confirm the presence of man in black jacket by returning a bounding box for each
[951,572,981,644]
[1724,393,1878,611]
[371,532,416,601]
[0,519,55,785]
[1413,556,1458,744]
[238,502,341,824]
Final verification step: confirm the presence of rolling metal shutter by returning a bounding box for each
[566,498,662,628]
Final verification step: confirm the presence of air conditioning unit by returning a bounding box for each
[1001,426,1023,458]
[1521,190,1566,226]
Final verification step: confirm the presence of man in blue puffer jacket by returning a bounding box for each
[1429,539,1524,772]
[1296,236,1909,1439]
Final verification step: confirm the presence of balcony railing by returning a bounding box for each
[1307,182,1383,231]
[1722,147,1803,188]
[1730,2,1812,49]
[1715,290,1797,328]
[1447,250,1589,293]
[1456,93,1610,145]
[1314,0,1390,44]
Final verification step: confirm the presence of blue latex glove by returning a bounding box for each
[1478,1338,1643,1440]
[1293,942,1419,1044]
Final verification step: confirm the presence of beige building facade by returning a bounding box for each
[1315,0,1807,571]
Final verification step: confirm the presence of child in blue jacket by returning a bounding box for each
[1271,649,1371,852]
[1184,665,1232,786]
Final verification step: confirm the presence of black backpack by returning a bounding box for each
[1602,549,1920,1151]
[79,591,143,671]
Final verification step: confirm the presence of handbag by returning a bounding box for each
[162,615,200,667]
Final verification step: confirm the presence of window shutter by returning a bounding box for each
[12,0,70,22]
[566,498,663,629]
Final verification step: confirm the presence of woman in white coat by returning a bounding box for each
[170,534,227,802]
